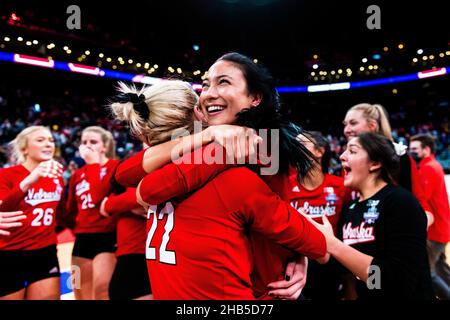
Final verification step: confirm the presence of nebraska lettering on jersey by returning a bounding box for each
[25,179,63,206]
[342,222,375,245]
[291,200,337,217]
[342,198,381,245]
[283,173,349,230]
[75,179,90,196]
[0,165,64,250]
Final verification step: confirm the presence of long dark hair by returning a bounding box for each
[217,52,314,179]
[303,131,331,174]
[357,132,400,185]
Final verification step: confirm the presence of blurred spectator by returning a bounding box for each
[0,82,449,175]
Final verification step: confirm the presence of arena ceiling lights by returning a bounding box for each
[1,51,449,93]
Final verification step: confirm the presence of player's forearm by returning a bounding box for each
[143,130,211,174]
[19,174,37,192]
[105,189,140,215]
[137,165,186,205]
[258,203,328,260]
[328,239,373,283]
[142,139,179,174]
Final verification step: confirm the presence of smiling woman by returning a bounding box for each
[113,52,321,299]
[200,58,262,125]
[0,126,65,300]
[108,64,329,299]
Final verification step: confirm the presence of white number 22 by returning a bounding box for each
[145,202,176,265]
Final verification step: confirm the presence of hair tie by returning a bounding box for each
[111,93,149,120]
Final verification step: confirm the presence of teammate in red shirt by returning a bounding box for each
[66,126,119,300]
[270,132,351,230]
[132,143,327,299]
[110,55,330,299]
[274,132,351,300]
[99,187,152,300]
[114,53,315,300]
[136,131,351,299]
[138,165,327,299]
[0,126,64,299]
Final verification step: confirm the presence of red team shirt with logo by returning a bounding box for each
[104,188,146,256]
[0,165,64,250]
[123,145,325,299]
[66,159,119,234]
[248,167,349,296]
[135,156,349,298]
[142,167,326,299]
[266,167,351,232]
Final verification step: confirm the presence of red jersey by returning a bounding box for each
[408,154,432,214]
[144,167,326,300]
[104,188,146,256]
[418,155,450,243]
[66,159,119,234]
[137,145,326,299]
[0,165,64,250]
[266,168,351,231]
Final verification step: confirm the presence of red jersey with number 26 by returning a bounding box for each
[0,165,64,250]
[145,167,326,300]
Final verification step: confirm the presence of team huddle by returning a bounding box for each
[0,52,449,300]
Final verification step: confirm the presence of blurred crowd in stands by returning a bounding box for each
[1,83,449,175]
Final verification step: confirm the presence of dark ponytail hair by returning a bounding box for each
[218,52,314,179]
[357,132,400,185]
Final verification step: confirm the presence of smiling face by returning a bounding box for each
[343,109,376,140]
[199,60,261,125]
[22,128,55,162]
[339,137,374,190]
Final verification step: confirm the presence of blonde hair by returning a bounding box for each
[109,80,198,145]
[9,126,52,164]
[81,126,116,159]
[348,103,393,140]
